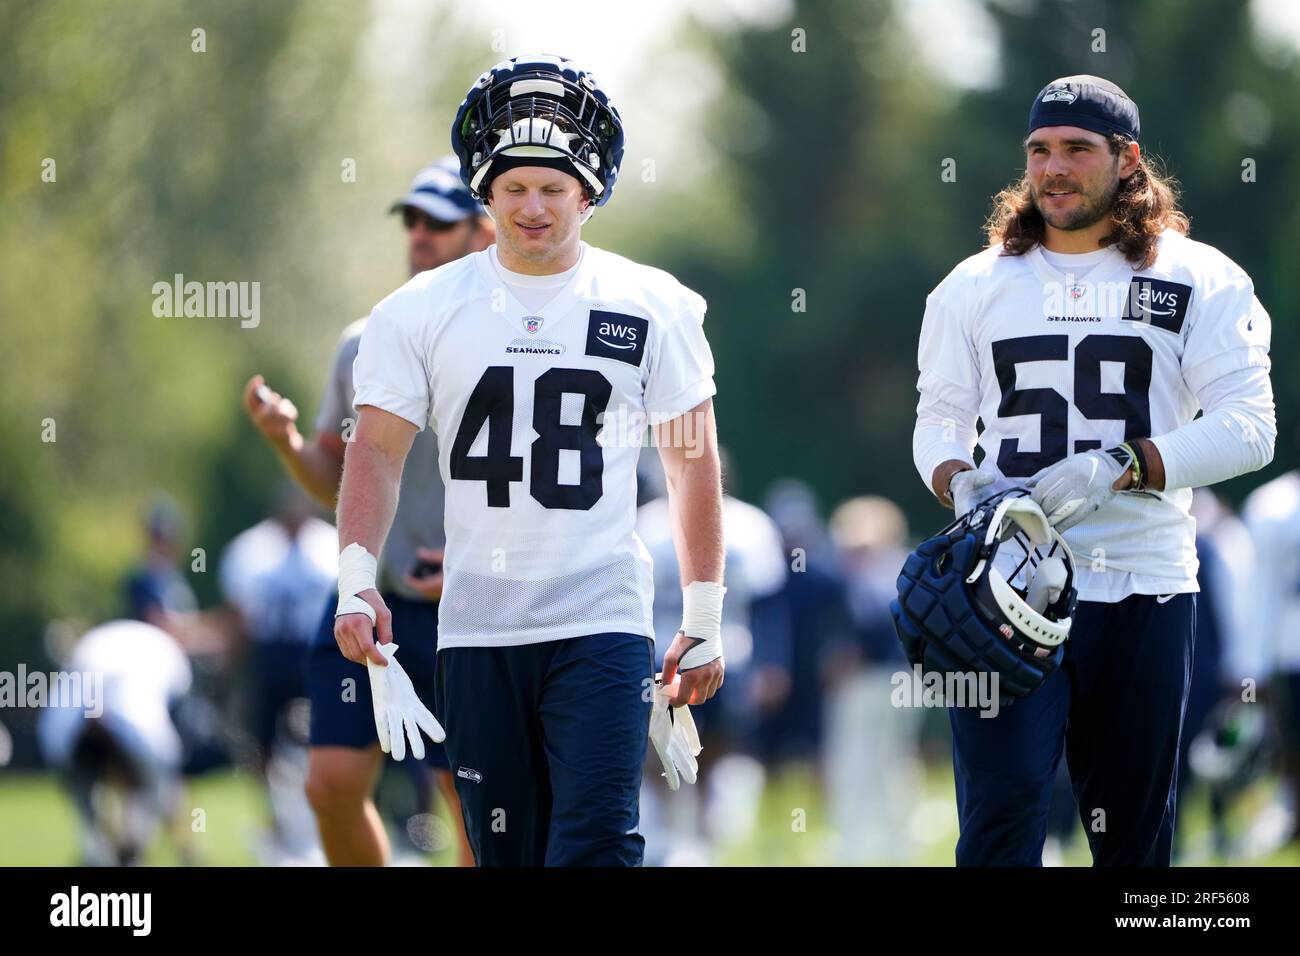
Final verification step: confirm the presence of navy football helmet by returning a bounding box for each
[451,54,625,213]
[891,488,1078,701]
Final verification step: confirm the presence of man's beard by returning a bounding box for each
[1033,174,1121,231]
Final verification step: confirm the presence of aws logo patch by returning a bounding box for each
[585,309,648,367]
[1122,278,1192,334]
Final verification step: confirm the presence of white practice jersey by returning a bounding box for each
[1243,472,1300,674]
[915,229,1272,602]
[219,517,338,644]
[38,621,193,771]
[353,242,715,648]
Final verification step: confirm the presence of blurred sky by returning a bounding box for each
[356,0,793,169]
[363,0,1300,104]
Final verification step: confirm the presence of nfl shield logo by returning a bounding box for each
[524,316,543,334]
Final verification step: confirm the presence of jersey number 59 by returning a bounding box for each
[993,333,1153,477]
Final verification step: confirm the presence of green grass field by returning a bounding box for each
[2,763,1294,866]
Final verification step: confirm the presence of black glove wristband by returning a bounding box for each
[1122,440,1148,491]
[1106,441,1147,491]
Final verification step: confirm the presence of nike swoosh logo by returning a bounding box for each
[1156,593,1175,604]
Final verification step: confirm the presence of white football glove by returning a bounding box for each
[367,642,444,761]
[948,468,996,516]
[649,679,702,791]
[1027,449,1128,532]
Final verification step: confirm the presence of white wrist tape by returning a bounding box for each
[336,542,378,623]
[677,580,726,671]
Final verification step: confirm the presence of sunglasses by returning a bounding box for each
[403,207,464,232]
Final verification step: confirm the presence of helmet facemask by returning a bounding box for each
[457,60,622,216]
[961,491,1077,658]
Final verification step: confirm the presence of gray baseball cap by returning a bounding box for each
[390,156,484,222]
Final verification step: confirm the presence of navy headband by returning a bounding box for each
[1028,74,1140,142]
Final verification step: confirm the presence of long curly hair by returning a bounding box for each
[985,135,1189,270]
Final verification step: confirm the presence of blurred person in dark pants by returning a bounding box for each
[825,496,922,863]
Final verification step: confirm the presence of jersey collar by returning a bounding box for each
[474,241,590,331]
[1024,241,1131,292]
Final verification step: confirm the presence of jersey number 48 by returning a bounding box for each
[449,366,613,510]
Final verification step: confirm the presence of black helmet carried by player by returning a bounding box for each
[451,54,625,215]
[892,488,1078,702]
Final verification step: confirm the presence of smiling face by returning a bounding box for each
[1024,126,1139,250]
[488,166,589,275]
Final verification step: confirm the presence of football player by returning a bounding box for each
[242,157,494,866]
[39,620,194,866]
[1242,470,1300,845]
[219,484,337,861]
[333,54,726,866]
[912,75,1276,865]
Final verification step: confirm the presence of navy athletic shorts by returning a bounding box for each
[435,632,654,866]
[307,593,448,770]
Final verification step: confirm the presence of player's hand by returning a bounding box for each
[367,642,445,762]
[1026,449,1128,532]
[402,547,445,601]
[649,677,702,790]
[949,468,996,516]
[661,631,724,706]
[243,374,301,451]
[334,588,391,666]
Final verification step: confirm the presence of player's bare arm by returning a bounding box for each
[242,373,347,508]
[656,397,725,706]
[333,404,417,666]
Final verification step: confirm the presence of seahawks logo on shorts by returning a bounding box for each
[457,766,483,783]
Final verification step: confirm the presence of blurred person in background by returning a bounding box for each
[825,495,922,864]
[636,448,789,865]
[219,482,337,863]
[761,479,854,769]
[125,494,197,625]
[38,620,194,866]
[1174,490,1250,860]
[1243,467,1300,849]
[241,157,493,866]
[123,493,227,654]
